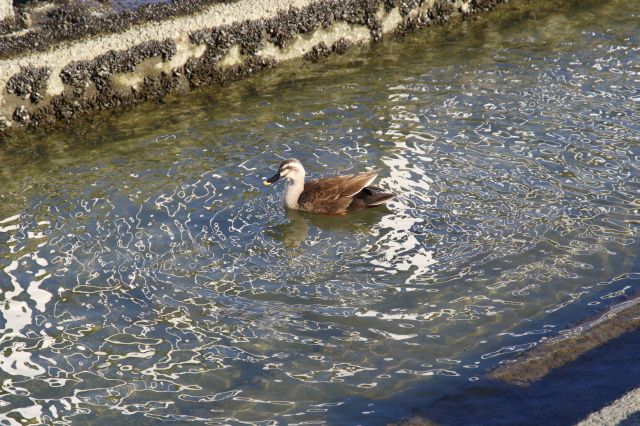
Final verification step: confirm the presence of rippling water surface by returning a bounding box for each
[1,0,639,423]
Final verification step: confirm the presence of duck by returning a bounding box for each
[263,158,395,214]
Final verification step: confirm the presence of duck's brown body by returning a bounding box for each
[264,159,395,215]
[298,171,395,214]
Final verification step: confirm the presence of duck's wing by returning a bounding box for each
[299,170,378,213]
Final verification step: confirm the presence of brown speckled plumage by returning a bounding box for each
[264,159,395,214]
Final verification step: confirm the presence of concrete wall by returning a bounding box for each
[0,0,506,138]
[0,0,12,22]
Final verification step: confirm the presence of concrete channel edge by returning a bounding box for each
[0,0,507,141]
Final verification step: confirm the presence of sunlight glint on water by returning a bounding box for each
[0,0,639,423]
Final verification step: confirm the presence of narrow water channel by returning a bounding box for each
[0,0,638,423]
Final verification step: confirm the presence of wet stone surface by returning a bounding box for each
[0,0,237,59]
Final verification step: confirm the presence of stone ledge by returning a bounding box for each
[0,0,506,140]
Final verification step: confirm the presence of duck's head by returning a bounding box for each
[264,158,305,186]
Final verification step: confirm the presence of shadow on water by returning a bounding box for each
[364,320,640,426]
[350,280,640,426]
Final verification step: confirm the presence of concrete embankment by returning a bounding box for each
[0,0,12,22]
[0,0,505,140]
[578,388,640,426]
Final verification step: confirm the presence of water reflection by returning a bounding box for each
[269,210,310,248]
[1,0,639,423]
[269,208,394,249]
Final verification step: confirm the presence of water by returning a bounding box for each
[1,0,639,423]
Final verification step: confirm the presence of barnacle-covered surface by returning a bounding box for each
[0,0,504,138]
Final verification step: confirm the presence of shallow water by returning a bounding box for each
[1,0,639,424]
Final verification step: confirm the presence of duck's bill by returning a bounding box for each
[263,173,281,186]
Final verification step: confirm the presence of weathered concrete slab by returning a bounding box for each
[0,0,506,139]
[577,388,640,426]
[0,0,13,21]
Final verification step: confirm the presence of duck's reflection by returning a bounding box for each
[270,210,309,248]
[268,207,392,249]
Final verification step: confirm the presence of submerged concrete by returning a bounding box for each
[0,0,506,140]
[394,321,640,425]
[490,295,640,386]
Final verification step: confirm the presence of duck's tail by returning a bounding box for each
[350,186,395,209]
